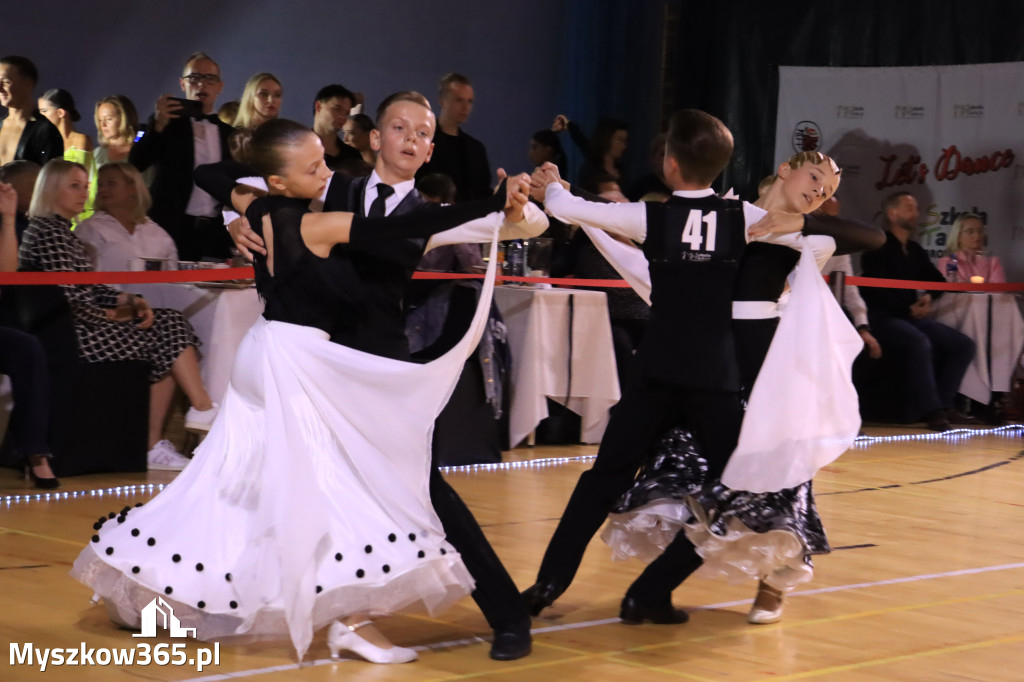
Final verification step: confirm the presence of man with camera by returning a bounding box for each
[130,52,234,261]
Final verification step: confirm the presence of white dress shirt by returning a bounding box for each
[74,211,179,271]
[185,118,222,218]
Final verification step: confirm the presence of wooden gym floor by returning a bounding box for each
[2,424,1023,681]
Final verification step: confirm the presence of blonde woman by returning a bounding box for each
[938,213,1006,283]
[93,95,140,166]
[232,73,283,130]
[19,160,217,470]
[75,162,177,271]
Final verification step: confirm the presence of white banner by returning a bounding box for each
[775,63,1024,281]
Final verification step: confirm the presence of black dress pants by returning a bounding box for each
[535,375,743,596]
[428,455,528,632]
[0,326,51,456]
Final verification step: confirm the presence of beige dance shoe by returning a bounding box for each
[747,581,785,624]
[327,620,418,664]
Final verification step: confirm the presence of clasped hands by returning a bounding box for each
[108,294,155,329]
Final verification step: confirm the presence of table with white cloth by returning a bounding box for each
[132,283,264,402]
[933,292,1024,404]
[493,285,621,448]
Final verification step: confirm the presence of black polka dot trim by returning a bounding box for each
[164,586,173,595]
[229,600,238,609]
[131,566,140,574]
[225,573,232,582]
[388,533,397,542]
[356,569,365,578]
[382,565,390,573]
[135,503,143,508]
[91,535,100,543]
[92,522,102,531]
[440,548,447,555]
[195,563,204,572]
[364,545,373,554]
[107,512,116,520]
[417,550,425,558]
[335,553,343,562]
[197,601,206,609]
[105,547,114,556]
[147,538,156,547]
[117,516,126,524]
[408,533,416,541]
[172,554,181,563]
[316,585,323,594]
[131,529,140,537]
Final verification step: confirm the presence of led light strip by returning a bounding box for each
[3,426,1020,505]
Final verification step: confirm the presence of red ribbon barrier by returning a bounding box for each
[1,268,1022,292]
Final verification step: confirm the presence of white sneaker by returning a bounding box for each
[147,440,191,471]
[185,403,219,432]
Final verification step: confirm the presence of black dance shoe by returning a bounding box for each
[489,624,532,661]
[24,461,60,490]
[619,596,689,625]
[521,581,561,616]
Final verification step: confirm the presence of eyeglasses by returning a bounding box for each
[183,73,221,85]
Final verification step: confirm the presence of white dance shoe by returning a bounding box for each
[327,620,418,664]
[747,582,785,624]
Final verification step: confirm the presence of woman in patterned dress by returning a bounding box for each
[18,159,215,470]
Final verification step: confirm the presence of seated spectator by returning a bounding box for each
[75,162,177,271]
[130,52,234,261]
[0,160,39,240]
[313,84,362,169]
[1,179,57,487]
[38,88,96,221]
[342,113,377,166]
[93,94,140,165]
[552,113,629,192]
[860,191,976,431]
[217,100,239,126]
[627,133,671,202]
[414,173,484,273]
[19,159,217,470]
[233,73,282,130]
[0,56,64,167]
[528,129,567,177]
[938,213,1006,283]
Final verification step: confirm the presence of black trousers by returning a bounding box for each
[0,326,51,456]
[535,375,743,597]
[428,447,529,632]
[166,214,234,262]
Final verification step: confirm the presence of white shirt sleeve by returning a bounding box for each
[424,201,549,253]
[825,254,869,327]
[543,182,647,243]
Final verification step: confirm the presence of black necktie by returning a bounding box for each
[367,183,394,218]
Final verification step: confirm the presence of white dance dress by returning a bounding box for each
[72,194,504,660]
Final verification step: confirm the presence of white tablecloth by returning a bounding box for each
[934,292,1024,404]
[133,283,264,402]
[494,286,620,447]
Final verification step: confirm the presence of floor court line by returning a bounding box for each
[178,560,1024,682]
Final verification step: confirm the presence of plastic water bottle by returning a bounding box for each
[506,240,526,277]
[946,253,959,281]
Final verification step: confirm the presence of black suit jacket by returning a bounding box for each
[0,112,63,166]
[129,114,233,226]
[323,174,435,359]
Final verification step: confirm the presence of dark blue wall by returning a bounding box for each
[4,0,583,176]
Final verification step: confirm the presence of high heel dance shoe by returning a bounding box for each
[24,456,59,489]
[326,620,418,664]
[747,581,785,624]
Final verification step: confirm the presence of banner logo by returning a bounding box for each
[952,104,984,118]
[792,121,822,152]
[835,105,864,119]
[133,598,196,639]
[895,105,925,119]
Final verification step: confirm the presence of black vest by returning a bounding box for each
[639,194,746,390]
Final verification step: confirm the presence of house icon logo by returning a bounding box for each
[132,597,197,638]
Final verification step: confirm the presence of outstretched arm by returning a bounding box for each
[802,215,885,255]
